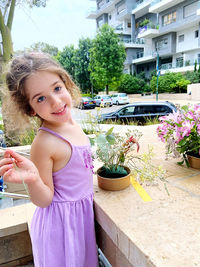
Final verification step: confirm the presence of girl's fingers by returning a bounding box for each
[4,149,24,163]
[0,157,15,167]
[0,164,14,177]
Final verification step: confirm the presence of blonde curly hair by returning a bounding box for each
[6,52,81,118]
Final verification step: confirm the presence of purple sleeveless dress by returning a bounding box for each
[30,127,98,267]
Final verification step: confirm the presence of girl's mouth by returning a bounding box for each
[52,105,67,115]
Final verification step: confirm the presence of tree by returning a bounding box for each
[30,42,58,57]
[89,24,126,95]
[73,37,92,93]
[0,0,47,64]
[55,45,76,79]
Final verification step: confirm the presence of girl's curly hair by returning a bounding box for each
[6,52,81,118]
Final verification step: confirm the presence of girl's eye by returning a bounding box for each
[37,96,46,103]
[55,86,61,92]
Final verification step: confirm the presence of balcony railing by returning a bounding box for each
[122,38,145,44]
[161,60,197,70]
[150,0,162,7]
[137,23,159,35]
[136,0,150,7]
[133,50,154,60]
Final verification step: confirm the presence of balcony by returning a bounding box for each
[132,50,155,63]
[114,24,132,35]
[160,60,196,74]
[132,0,152,19]
[123,38,145,48]
[149,0,184,13]
[137,23,159,38]
[86,7,98,19]
[86,0,116,19]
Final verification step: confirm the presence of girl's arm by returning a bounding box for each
[0,147,54,208]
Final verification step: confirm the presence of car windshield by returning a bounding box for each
[82,97,92,101]
[119,93,127,97]
[102,96,111,99]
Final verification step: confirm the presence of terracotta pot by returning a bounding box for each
[97,166,131,191]
[187,154,200,169]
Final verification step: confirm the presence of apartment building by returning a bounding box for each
[87,0,200,78]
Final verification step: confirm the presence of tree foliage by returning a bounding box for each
[0,0,48,63]
[30,42,58,56]
[89,24,126,94]
[118,73,150,94]
[55,45,76,78]
[183,71,200,84]
[73,37,93,93]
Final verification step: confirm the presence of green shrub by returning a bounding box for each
[118,74,143,94]
[150,72,190,93]
[183,71,200,84]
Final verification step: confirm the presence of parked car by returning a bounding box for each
[98,101,177,123]
[93,95,112,107]
[111,93,129,105]
[78,97,96,109]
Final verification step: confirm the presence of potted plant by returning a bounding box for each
[90,127,166,191]
[157,104,200,168]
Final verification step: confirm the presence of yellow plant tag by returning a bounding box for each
[130,176,152,202]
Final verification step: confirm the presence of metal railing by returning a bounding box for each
[121,38,145,45]
[150,0,163,7]
[160,61,197,70]
[137,23,159,35]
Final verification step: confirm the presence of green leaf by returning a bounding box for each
[106,134,115,145]
[106,127,114,136]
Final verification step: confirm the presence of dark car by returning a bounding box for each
[98,101,177,123]
[78,97,96,109]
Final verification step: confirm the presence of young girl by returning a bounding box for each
[0,53,99,267]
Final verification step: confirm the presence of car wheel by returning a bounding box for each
[116,101,119,105]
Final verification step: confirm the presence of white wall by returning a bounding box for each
[176,26,199,53]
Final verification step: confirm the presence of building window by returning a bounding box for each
[97,18,104,28]
[176,57,183,67]
[195,30,199,38]
[183,1,198,18]
[155,38,168,50]
[97,0,105,10]
[197,54,200,64]
[127,22,131,28]
[117,1,125,15]
[178,35,184,42]
[162,11,176,26]
[115,24,123,30]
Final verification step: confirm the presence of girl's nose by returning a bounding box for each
[50,95,61,107]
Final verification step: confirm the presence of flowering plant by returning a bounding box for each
[157,104,200,166]
[90,127,166,184]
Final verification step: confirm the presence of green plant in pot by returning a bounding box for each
[90,127,166,191]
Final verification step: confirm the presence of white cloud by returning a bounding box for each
[12,0,96,51]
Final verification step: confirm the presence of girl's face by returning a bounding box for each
[25,71,73,126]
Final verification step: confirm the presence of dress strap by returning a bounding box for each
[39,127,72,146]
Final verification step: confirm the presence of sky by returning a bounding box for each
[12,0,97,51]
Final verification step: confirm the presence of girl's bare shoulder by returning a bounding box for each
[31,130,58,158]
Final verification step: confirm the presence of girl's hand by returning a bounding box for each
[0,149,39,185]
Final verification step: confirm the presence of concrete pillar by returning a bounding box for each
[131,14,136,42]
